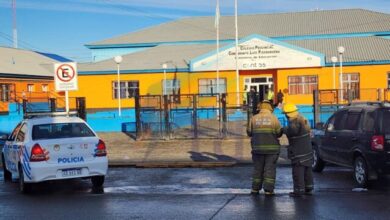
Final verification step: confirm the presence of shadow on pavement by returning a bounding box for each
[188,151,238,162]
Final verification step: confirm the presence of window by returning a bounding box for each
[334,111,347,130]
[362,111,376,132]
[198,78,226,95]
[8,123,22,141]
[42,84,48,92]
[380,110,390,134]
[327,110,347,131]
[32,123,95,140]
[27,84,34,92]
[162,79,180,95]
[16,124,27,142]
[0,84,11,102]
[345,112,361,130]
[288,75,318,95]
[387,73,390,89]
[112,81,139,99]
[251,77,267,83]
[341,73,359,99]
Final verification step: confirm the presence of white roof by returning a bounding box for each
[27,116,85,126]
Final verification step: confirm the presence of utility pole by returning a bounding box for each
[12,0,18,48]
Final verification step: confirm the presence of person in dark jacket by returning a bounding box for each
[282,103,314,197]
[276,89,284,108]
[247,100,283,195]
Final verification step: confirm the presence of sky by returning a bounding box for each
[0,0,389,62]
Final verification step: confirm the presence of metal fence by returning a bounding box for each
[134,93,252,140]
[313,88,390,126]
[21,96,86,120]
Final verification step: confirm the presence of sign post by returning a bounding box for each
[54,63,78,115]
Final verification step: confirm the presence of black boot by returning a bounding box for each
[289,191,304,197]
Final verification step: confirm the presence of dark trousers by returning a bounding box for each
[252,154,279,192]
[292,164,314,193]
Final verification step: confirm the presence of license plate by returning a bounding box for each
[62,169,82,177]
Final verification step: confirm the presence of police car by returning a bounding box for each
[1,113,108,193]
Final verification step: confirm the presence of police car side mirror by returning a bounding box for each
[0,134,8,141]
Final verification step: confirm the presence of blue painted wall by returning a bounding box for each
[0,103,23,135]
[0,104,327,135]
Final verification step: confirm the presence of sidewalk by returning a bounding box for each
[99,132,291,167]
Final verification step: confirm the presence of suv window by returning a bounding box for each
[345,112,361,130]
[334,110,347,130]
[326,110,347,131]
[362,110,376,132]
[381,109,390,133]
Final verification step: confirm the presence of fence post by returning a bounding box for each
[193,94,198,139]
[163,95,170,140]
[50,98,56,112]
[221,93,227,138]
[22,99,28,118]
[135,93,141,140]
[377,88,382,101]
[313,90,320,126]
[76,97,86,121]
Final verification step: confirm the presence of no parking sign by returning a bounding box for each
[54,63,78,91]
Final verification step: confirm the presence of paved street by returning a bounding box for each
[0,166,389,220]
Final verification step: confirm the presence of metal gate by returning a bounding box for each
[169,94,196,139]
[136,95,164,140]
[135,93,251,140]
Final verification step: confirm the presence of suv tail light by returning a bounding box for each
[30,144,47,162]
[95,139,107,157]
[371,135,384,151]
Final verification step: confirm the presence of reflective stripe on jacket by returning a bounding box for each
[247,109,282,154]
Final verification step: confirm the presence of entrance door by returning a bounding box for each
[244,77,273,102]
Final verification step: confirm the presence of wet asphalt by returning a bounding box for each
[0,166,389,220]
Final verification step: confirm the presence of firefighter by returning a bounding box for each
[282,103,314,197]
[247,100,283,195]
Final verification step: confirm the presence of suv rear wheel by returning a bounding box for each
[312,145,325,172]
[354,156,369,188]
[2,154,12,182]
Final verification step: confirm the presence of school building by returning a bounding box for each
[73,8,390,113]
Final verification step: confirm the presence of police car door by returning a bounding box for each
[3,123,22,173]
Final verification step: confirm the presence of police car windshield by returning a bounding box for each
[32,123,95,140]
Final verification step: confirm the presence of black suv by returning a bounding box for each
[311,102,390,187]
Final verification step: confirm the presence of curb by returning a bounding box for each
[109,161,237,168]
[107,160,292,168]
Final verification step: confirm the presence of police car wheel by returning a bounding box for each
[354,156,369,188]
[2,154,12,182]
[312,145,325,172]
[18,164,31,194]
[91,175,105,188]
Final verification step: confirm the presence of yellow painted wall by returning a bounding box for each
[70,64,390,109]
[277,64,390,105]
[71,71,247,109]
